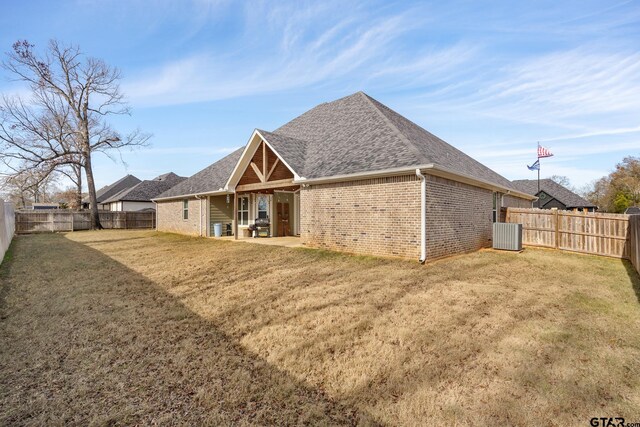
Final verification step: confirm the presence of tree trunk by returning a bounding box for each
[74,164,82,210]
[84,154,102,229]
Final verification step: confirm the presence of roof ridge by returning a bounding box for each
[102,181,140,203]
[358,92,429,164]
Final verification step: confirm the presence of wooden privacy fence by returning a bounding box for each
[15,211,155,233]
[630,215,640,276]
[505,208,632,259]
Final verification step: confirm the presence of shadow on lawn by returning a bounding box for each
[622,259,640,304]
[0,234,377,426]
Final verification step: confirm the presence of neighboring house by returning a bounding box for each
[31,203,60,210]
[153,92,535,261]
[83,174,141,210]
[511,179,597,211]
[102,172,186,211]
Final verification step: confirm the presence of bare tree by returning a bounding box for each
[0,40,150,228]
[0,91,82,204]
[56,161,83,209]
[547,175,572,189]
[0,165,59,207]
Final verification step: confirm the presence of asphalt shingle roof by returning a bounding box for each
[511,179,596,208]
[156,92,527,198]
[103,172,186,202]
[255,130,308,174]
[85,174,141,204]
[155,148,244,199]
[271,92,516,188]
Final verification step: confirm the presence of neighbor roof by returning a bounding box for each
[155,148,244,199]
[85,174,141,204]
[267,91,517,189]
[103,172,186,203]
[511,179,596,208]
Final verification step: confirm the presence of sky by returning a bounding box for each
[1,0,639,190]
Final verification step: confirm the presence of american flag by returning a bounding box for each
[537,144,553,158]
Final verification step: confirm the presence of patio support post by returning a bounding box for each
[234,192,238,240]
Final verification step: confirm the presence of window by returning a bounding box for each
[182,199,189,220]
[237,196,249,226]
[257,195,269,219]
[492,192,501,222]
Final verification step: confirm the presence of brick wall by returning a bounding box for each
[503,194,533,208]
[424,174,493,260]
[300,175,421,258]
[156,198,207,236]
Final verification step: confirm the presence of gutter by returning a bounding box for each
[153,201,157,231]
[295,164,536,201]
[195,195,203,237]
[152,189,231,202]
[415,169,427,264]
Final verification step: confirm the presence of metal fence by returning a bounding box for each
[15,210,155,233]
[1,200,16,263]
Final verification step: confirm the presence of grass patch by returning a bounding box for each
[1,230,640,425]
[0,240,15,273]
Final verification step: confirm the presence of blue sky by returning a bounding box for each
[1,0,639,190]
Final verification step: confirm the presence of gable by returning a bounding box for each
[541,197,566,210]
[511,179,595,208]
[89,175,141,203]
[226,130,298,191]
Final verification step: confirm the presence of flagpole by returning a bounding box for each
[537,142,540,208]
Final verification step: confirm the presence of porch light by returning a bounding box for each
[226,194,230,204]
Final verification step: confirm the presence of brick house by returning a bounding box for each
[101,172,186,212]
[154,92,534,262]
[82,174,141,210]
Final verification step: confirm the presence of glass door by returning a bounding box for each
[257,195,269,219]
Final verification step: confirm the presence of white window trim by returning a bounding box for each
[492,192,501,223]
[237,195,249,227]
[182,199,189,220]
[256,194,269,220]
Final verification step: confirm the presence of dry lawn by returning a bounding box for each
[1,230,640,426]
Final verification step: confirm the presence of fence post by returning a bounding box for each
[554,209,559,249]
[70,212,74,232]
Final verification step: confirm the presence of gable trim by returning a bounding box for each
[225,129,300,190]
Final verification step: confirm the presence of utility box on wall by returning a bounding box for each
[493,223,523,251]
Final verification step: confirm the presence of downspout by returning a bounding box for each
[195,195,203,237]
[153,201,157,231]
[416,169,427,264]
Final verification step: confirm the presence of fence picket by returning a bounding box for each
[15,211,155,233]
[506,208,633,260]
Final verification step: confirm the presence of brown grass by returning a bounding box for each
[1,230,640,426]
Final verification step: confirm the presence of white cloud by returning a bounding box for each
[139,146,241,155]
[475,48,640,121]
[539,125,640,142]
[124,3,473,107]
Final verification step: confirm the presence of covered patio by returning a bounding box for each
[220,235,303,248]
[227,130,302,240]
